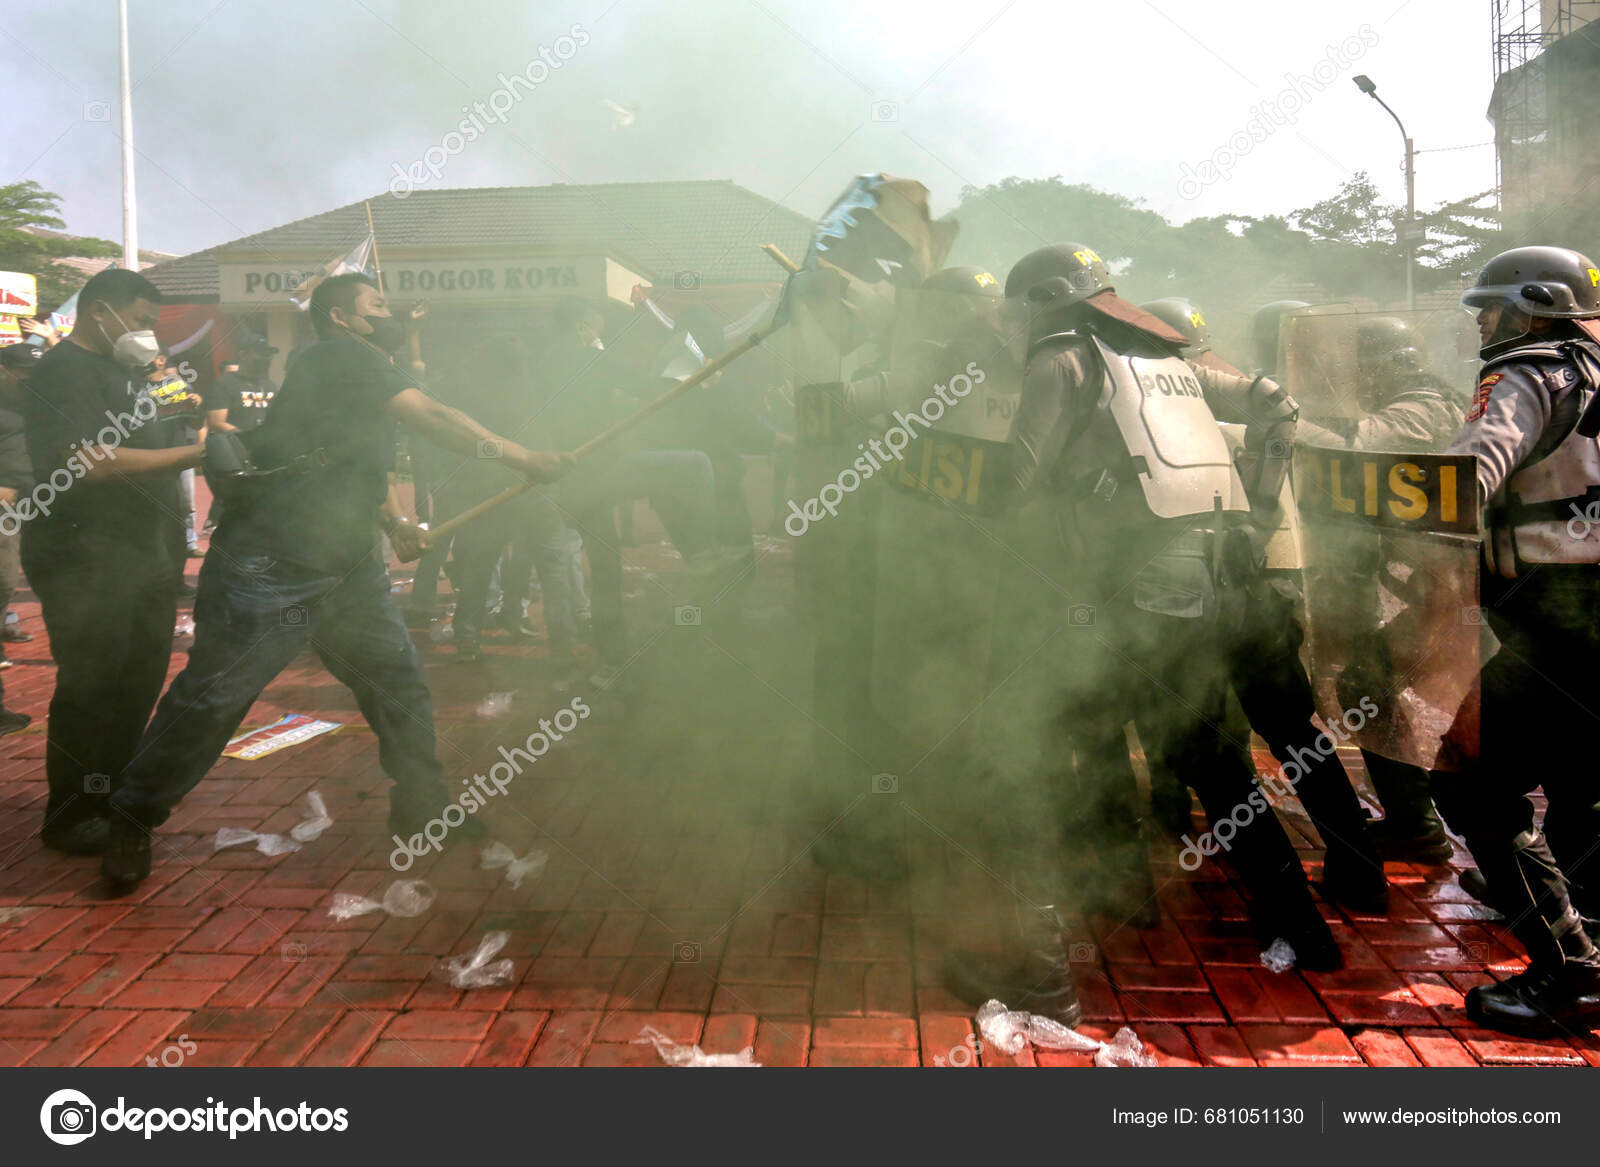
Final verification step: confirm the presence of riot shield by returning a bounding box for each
[867,290,1066,752]
[1293,444,1485,769]
[1280,307,1478,422]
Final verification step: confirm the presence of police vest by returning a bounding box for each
[1488,338,1600,575]
[1072,336,1247,522]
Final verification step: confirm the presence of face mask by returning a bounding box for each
[360,313,407,352]
[98,305,162,370]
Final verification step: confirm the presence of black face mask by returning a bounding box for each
[360,313,407,352]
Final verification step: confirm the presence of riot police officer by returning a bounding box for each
[1142,296,1388,912]
[944,249,1341,1022]
[1432,245,1600,1032]
[1294,315,1464,863]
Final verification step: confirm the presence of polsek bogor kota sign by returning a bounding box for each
[217,255,647,306]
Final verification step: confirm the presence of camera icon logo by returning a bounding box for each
[1068,942,1097,963]
[1067,268,1097,292]
[871,100,899,122]
[673,270,701,291]
[673,941,701,963]
[40,1088,97,1145]
[674,605,701,626]
[1265,438,1292,459]
[84,773,110,795]
[1460,940,1489,964]
[280,604,309,627]
[1460,605,1485,626]
[1068,603,1096,627]
[477,438,503,460]
[84,101,110,122]
[280,941,308,963]
[871,772,898,794]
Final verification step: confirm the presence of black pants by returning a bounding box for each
[1224,575,1375,866]
[1431,569,1600,967]
[22,533,175,829]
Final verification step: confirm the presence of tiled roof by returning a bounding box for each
[143,181,815,300]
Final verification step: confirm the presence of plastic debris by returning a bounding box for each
[327,879,436,920]
[438,931,515,989]
[476,691,515,719]
[634,1026,759,1068]
[1094,1027,1158,1068]
[213,827,301,857]
[1260,938,1297,974]
[480,842,549,889]
[976,1000,1152,1065]
[173,615,195,637]
[289,791,333,842]
[428,621,454,643]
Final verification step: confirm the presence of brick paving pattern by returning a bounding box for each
[0,495,1592,1069]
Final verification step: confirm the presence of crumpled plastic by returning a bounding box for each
[327,879,437,920]
[289,791,333,842]
[481,842,549,889]
[1259,938,1297,974]
[173,615,195,637]
[213,827,301,857]
[475,691,515,719]
[975,1000,1156,1066]
[634,1026,759,1067]
[214,792,333,854]
[437,931,515,988]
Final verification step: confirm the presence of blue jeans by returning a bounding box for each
[111,546,448,826]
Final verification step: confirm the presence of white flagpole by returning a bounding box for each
[117,0,139,269]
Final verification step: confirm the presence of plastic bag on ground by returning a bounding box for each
[213,827,301,857]
[481,842,548,889]
[1260,938,1297,973]
[634,1026,759,1067]
[976,1000,1151,1065]
[438,931,515,989]
[289,791,333,842]
[480,842,515,870]
[327,879,436,920]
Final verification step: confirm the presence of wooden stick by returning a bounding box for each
[364,200,384,295]
[422,320,779,544]
[762,243,801,275]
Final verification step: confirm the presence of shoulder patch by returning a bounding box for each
[1465,373,1504,422]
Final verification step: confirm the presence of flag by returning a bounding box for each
[289,235,376,310]
[658,329,706,382]
[49,288,80,339]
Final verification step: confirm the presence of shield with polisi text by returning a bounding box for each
[1293,443,1488,769]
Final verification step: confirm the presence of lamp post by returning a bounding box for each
[1353,74,1416,310]
[117,0,139,270]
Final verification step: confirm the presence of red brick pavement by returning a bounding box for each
[0,500,1592,1069]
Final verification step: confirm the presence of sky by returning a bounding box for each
[1,0,1501,259]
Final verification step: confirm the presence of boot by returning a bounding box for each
[941,906,1082,1027]
[1466,960,1600,1035]
[1363,750,1454,862]
[1319,843,1390,914]
[100,815,152,891]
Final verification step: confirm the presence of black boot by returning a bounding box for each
[1320,843,1390,914]
[1363,750,1454,862]
[1466,960,1600,1035]
[41,815,111,856]
[941,907,1082,1027]
[100,816,152,890]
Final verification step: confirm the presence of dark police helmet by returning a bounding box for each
[1003,243,1113,309]
[1462,245,1600,320]
[1141,297,1212,353]
[924,265,1003,298]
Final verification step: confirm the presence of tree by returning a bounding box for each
[0,181,118,311]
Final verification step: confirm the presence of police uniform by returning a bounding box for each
[1430,245,1600,1034]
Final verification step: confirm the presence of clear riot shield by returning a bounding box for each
[1293,444,1484,769]
[868,289,1057,752]
[1279,306,1479,422]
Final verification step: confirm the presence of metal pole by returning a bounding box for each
[117,0,139,269]
[1404,135,1416,310]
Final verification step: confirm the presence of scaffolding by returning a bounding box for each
[1490,0,1600,219]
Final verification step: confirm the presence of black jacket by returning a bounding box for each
[0,406,34,493]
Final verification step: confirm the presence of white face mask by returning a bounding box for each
[98,304,162,370]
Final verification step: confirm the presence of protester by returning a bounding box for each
[0,343,39,730]
[18,268,205,854]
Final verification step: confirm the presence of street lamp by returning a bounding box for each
[1352,74,1417,310]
